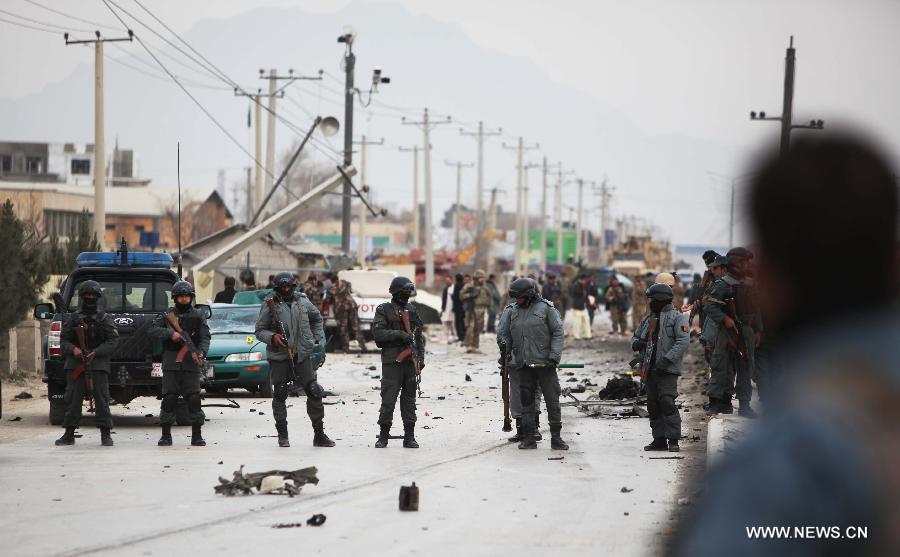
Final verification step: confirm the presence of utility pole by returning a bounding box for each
[398,145,421,249]
[339,31,357,252]
[594,179,614,267]
[554,164,576,264]
[245,166,253,223]
[486,187,502,275]
[750,36,824,157]
[576,178,584,264]
[459,121,503,261]
[522,161,541,271]
[540,158,561,270]
[353,135,384,267]
[445,160,474,252]
[65,30,133,247]
[503,137,539,274]
[403,109,451,287]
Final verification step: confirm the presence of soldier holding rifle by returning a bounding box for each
[149,281,210,447]
[372,277,426,449]
[255,272,331,448]
[55,281,119,447]
[497,278,568,451]
[631,284,690,452]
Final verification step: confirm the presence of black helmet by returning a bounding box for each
[645,283,674,303]
[508,278,534,299]
[172,280,194,298]
[78,280,103,297]
[273,272,296,290]
[388,276,416,297]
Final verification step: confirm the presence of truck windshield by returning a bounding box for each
[69,280,173,313]
[209,305,259,334]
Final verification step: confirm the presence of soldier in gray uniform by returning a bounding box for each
[703,248,763,418]
[55,280,120,447]
[497,278,568,450]
[372,277,426,448]
[149,281,210,447]
[255,272,332,448]
[498,279,544,443]
[632,284,690,452]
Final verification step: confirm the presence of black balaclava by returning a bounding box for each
[649,299,668,314]
[82,295,98,314]
[393,289,411,307]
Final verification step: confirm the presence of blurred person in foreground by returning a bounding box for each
[672,135,899,556]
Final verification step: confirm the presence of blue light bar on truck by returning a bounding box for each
[76,252,173,268]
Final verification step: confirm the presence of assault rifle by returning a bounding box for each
[72,321,95,413]
[395,308,422,396]
[165,311,208,371]
[499,345,511,432]
[635,316,658,381]
[724,299,748,360]
[264,297,297,384]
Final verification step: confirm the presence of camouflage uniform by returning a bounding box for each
[605,282,629,334]
[631,275,649,331]
[302,276,325,312]
[329,279,367,352]
[460,273,493,352]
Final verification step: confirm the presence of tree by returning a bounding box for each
[0,200,48,367]
[63,210,99,268]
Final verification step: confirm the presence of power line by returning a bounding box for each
[21,0,121,31]
[0,7,93,32]
[0,14,61,34]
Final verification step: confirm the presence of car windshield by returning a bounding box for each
[209,306,260,334]
[69,279,172,313]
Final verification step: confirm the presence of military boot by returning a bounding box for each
[191,424,206,446]
[550,426,569,451]
[100,428,114,447]
[518,422,537,450]
[534,414,543,441]
[721,396,734,414]
[705,398,722,416]
[738,402,758,419]
[403,424,419,449]
[157,425,173,446]
[644,438,668,451]
[375,425,390,448]
[276,422,290,447]
[507,418,522,443]
[667,439,680,452]
[313,426,336,447]
[55,427,76,446]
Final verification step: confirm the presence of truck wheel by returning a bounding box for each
[174,401,191,426]
[49,397,66,425]
[258,372,273,398]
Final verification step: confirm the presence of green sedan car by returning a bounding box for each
[205,303,325,397]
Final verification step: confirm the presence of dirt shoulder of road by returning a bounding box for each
[0,373,53,444]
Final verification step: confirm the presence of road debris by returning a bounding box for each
[399,482,419,511]
[621,487,634,493]
[8,416,22,422]
[465,374,472,382]
[214,465,319,497]
[598,375,642,400]
[14,392,33,399]
[307,514,327,526]
[272,522,303,529]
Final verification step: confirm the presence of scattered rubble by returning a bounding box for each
[620,487,634,493]
[214,465,319,497]
[307,514,327,526]
[598,375,642,400]
[14,392,33,400]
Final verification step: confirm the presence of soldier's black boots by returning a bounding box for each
[518,425,537,449]
[738,402,758,419]
[644,438,668,451]
[403,424,419,449]
[191,424,206,446]
[158,425,173,446]
[100,428,114,446]
[507,418,522,442]
[55,427,76,446]
[550,426,569,451]
[313,427,336,447]
[375,426,390,448]
[534,415,543,441]
[276,422,290,447]
[668,439,680,452]
[721,398,734,414]
[705,398,722,416]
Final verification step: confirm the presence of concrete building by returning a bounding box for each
[0,140,148,187]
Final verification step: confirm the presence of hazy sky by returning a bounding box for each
[3,0,899,245]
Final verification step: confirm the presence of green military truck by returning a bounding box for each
[33,245,209,426]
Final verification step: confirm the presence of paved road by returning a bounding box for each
[0,334,693,557]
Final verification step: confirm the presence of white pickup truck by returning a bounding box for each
[322,269,441,348]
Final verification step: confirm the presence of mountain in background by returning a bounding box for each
[0,2,742,244]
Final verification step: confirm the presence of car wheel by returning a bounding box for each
[258,372,273,398]
[49,397,66,425]
[174,401,191,426]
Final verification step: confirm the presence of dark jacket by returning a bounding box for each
[372,301,426,367]
[60,311,120,373]
[148,307,211,372]
[497,298,564,368]
[213,287,237,304]
[255,293,324,362]
[451,281,465,314]
[631,305,690,375]
[570,281,590,311]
